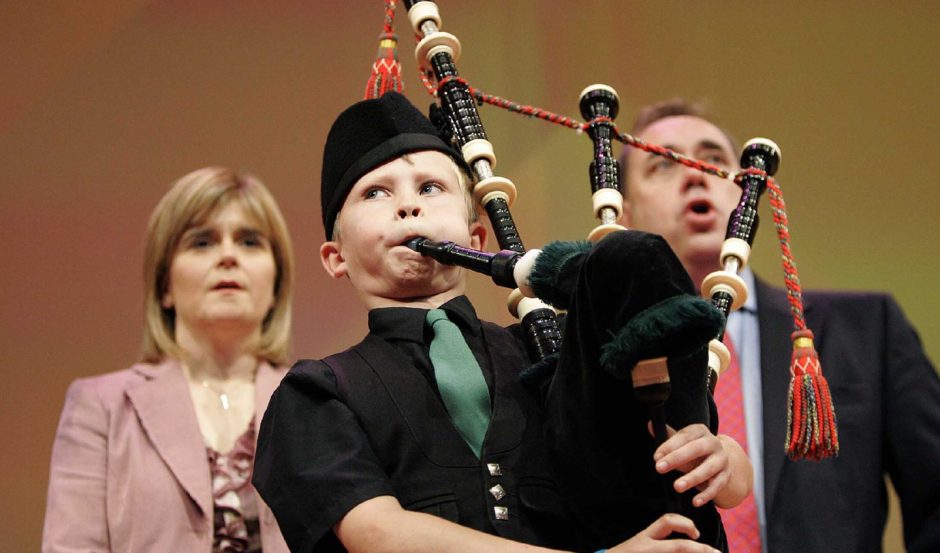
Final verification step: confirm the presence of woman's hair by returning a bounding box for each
[141,167,294,365]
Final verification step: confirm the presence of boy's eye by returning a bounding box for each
[419,181,444,195]
[364,188,389,200]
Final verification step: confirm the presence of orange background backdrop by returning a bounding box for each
[3,2,937,551]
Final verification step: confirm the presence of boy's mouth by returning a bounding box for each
[394,230,428,247]
[403,236,427,251]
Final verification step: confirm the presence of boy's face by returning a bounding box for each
[320,150,485,309]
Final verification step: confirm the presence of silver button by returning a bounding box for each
[489,484,506,501]
[487,463,503,476]
[494,506,509,520]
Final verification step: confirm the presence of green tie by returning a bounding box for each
[426,308,492,458]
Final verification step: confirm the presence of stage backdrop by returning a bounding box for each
[2,1,937,551]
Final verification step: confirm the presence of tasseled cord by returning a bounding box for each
[762,174,839,460]
[363,0,404,100]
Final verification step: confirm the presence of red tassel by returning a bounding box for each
[364,32,404,99]
[785,329,839,460]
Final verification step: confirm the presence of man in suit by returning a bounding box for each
[618,99,940,553]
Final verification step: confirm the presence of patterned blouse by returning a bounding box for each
[206,418,261,553]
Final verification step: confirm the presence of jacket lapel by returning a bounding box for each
[253,361,285,432]
[755,278,818,516]
[353,335,481,466]
[351,329,527,465]
[126,360,213,517]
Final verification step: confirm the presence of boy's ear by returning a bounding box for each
[620,199,634,227]
[319,241,348,279]
[469,220,487,252]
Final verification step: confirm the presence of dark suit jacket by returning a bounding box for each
[754,279,940,553]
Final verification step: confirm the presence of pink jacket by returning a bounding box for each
[42,359,291,553]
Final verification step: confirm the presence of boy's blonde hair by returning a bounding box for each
[142,167,295,365]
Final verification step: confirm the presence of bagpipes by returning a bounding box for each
[364,0,838,543]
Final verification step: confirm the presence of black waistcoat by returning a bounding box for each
[321,321,579,549]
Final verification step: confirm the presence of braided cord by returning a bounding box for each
[419,71,737,177]
[382,0,396,33]
[417,60,809,334]
[764,176,807,331]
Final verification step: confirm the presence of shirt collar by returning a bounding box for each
[368,295,482,343]
[740,266,758,313]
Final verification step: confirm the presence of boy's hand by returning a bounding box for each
[650,423,742,508]
[607,513,722,553]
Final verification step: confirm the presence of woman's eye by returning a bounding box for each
[189,235,214,249]
[239,233,268,248]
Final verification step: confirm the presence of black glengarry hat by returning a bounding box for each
[320,91,468,239]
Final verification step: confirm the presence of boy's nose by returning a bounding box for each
[397,202,422,219]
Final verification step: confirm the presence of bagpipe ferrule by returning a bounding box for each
[741,137,782,174]
[720,237,751,268]
[592,187,623,220]
[474,176,517,209]
[702,270,748,311]
[513,248,541,298]
[707,339,731,379]
[462,139,496,168]
[415,32,461,71]
[508,289,556,320]
[407,0,441,31]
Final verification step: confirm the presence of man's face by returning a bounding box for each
[320,150,485,308]
[622,115,741,276]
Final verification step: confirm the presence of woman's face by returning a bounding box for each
[162,201,277,341]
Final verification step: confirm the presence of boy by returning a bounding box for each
[253,92,750,552]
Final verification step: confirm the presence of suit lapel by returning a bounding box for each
[755,278,795,515]
[126,360,213,517]
[756,278,819,516]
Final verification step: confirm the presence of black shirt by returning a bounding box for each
[367,295,495,397]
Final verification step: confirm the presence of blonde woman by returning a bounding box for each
[43,167,294,553]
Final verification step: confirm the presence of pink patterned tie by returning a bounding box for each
[715,336,762,552]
